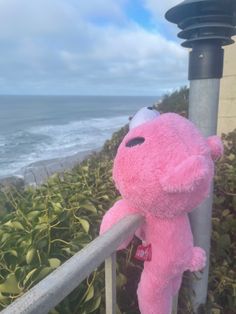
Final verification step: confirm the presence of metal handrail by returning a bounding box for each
[1,214,144,314]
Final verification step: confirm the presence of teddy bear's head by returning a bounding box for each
[113,108,223,218]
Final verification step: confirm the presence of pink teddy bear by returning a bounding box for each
[100,108,223,314]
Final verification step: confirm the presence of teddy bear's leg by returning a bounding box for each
[137,270,172,314]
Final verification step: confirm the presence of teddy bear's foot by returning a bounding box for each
[189,247,206,272]
[137,271,172,314]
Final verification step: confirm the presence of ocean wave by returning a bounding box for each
[28,115,128,154]
[0,115,129,178]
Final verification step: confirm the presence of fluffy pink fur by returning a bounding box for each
[207,136,224,161]
[100,113,223,314]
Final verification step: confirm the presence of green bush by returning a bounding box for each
[208,130,236,314]
[0,153,118,312]
[155,86,189,116]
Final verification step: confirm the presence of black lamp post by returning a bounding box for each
[165,0,236,312]
[166,0,236,81]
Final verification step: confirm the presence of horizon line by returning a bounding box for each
[0,94,160,97]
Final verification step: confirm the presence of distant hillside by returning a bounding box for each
[155,86,189,116]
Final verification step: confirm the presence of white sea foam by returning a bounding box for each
[29,115,128,155]
[0,115,129,179]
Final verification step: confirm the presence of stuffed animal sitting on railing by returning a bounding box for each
[100,107,223,314]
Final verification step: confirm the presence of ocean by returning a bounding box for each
[0,95,158,179]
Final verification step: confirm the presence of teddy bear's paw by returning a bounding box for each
[189,247,207,272]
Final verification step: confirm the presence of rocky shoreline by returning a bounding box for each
[0,149,97,189]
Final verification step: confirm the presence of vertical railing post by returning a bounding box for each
[105,252,117,314]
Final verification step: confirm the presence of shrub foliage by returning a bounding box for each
[0,145,119,312]
[208,130,236,313]
[155,86,189,116]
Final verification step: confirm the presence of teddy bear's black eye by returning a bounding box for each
[126,137,145,148]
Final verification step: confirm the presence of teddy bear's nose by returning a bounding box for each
[126,137,145,148]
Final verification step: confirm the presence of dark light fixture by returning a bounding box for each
[165,0,236,80]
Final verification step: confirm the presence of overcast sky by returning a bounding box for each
[0,0,188,96]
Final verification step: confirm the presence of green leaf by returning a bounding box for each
[0,292,7,301]
[27,211,41,221]
[35,223,48,230]
[99,195,109,201]
[82,166,89,172]
[37,267,53,282]
[222,209,230,217]
[26,249,36,264]
[6,250,18,257]
[74,232,91,242]
[61,247,72,255]
[48,258,61,269]
[81,203,97,214]
[23,268,38,286]
[52,202,63,213]
[0,274,22,294]
[84,285,94,302]
[83,296,101,313]
[0,233,10,243]
[78,218,90,233]
[4,221,24,230]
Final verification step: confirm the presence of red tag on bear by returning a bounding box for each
[134,243,152,262]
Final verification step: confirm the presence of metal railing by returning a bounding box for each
[1,213,179,314]
[1,214,144,314]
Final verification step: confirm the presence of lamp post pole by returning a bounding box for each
[165,1,236,312]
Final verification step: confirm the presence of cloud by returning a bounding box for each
[73,0,127,22]
[143,0,180,20]
[59,23,187,94]
[0,0,188,95]
[0,0,76,39]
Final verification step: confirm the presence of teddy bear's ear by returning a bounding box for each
[129,107,160,130]
[207,136,224,161]
[160,155,211,193]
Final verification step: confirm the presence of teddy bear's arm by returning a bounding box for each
[99,199,140,250]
